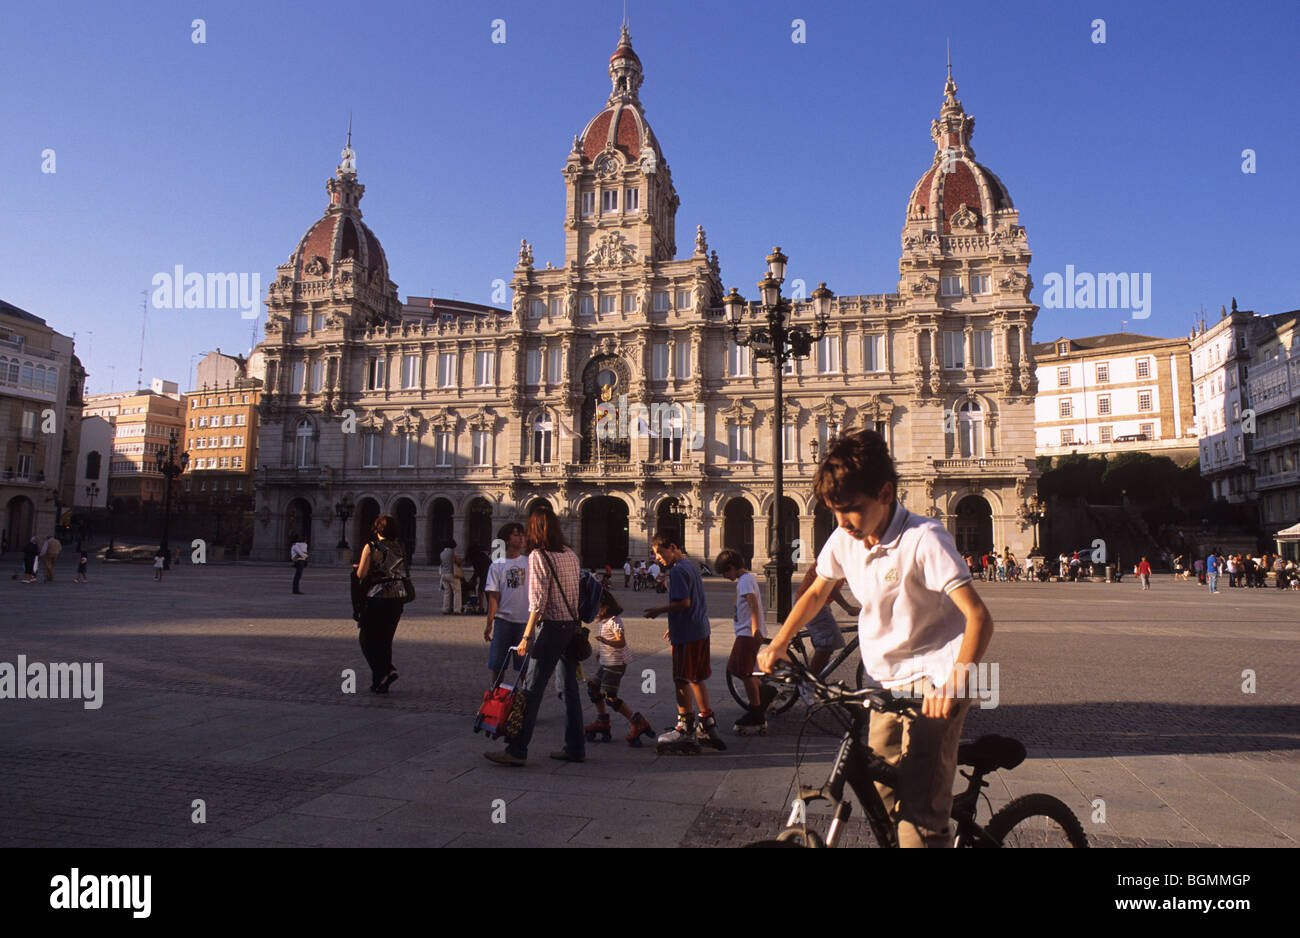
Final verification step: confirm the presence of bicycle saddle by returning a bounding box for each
[957,734,1026,773]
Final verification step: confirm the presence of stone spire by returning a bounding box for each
[328,118,364,214]
[607,25,643,107]
[931,55,975,160]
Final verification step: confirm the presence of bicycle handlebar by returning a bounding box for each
[762,655,918,716]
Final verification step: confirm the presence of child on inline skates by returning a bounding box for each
[716,549,775,735]
[584,588,656,746]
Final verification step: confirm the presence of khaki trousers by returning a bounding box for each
[868,683,972,848]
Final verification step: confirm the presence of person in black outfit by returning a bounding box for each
[355,514,410,693]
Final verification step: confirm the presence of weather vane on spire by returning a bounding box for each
[340,113,357,176]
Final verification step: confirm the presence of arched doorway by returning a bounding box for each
[523,497,552,517]
[5,496,34,549]
[286,498,312,546]
[655,496,686,551]
[428,497,454,566]
[767,496,800,562]
[952,495,993,556]
[465,497,493,554]
[723,498,754,568]
[580,496,629,567]
[813,502,835,557]
[392,497,417,561]
[354,497,380,561]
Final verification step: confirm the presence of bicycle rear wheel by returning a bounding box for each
[985,793,1089,848]
[726,637,809,716]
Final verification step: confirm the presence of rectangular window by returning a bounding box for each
[196,438,206,449]
[1140,422,1154,440]
[233,457,242,469]
[940,276,962,296]
[365,357,386,390]
[581,190,595,217]
[1138,391,1153,412]
[292,314,307,333]
[675,340,692,379]
[1057,366,1070,387]
[401,355,419,389]
[398,432,415,468]
[652,291,670,312]
[600,295,617,315]
[942,331,964,369]
[817,335,838,374]
[864,334,883,372]
[1099,426,1113,443]
[476,350,495,387]
[197,416,208,428]
[625,188,639,210]
[549,297,562,318]
[437,352,456,388]
[652,343,668,381]
[306,360,321,394]
[676,289,691,310]
[602,190,618,213]
[235,414,246,426]
[218,457,229,468]
[1136,358,1151,379]
[727,340,750,377]
[973,330,994,368]
[1057,341,1069,355]
[16,453,32,479]
[1059,399,1073,418]
[221,436,231,448]
[362,432,378,468]
[1060,428,1074,445]
[1097,395,1111,416]
[547,347,564,384]
[970,274,990,295]
[623,294,637,313]
[471,430,488,466]
[783,422,796,462]
[1096,362,1109,383]
[529,298,546,318]
[223,414,233,426]
[727,424,751,462]
[526,349,541,385]
[290,361,305,393]
[580,295,594,317]
[433,431,452,467]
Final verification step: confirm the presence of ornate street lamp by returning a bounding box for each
[1019,494,1047,557]
[154,430,189,570]
[719,248,832,623]
[335,495,354,549]
[85,482,100,547]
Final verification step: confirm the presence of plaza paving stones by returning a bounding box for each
[1,560,1296,847]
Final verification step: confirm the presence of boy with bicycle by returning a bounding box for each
[757,428,994,848]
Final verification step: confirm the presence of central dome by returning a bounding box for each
[576,26,663,166]
[289,140,390,284]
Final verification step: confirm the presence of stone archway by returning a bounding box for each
[766,496,800,561]
[580,495,629,567]
[392,497,417,561]
[813,501,835,557]
[286,498,312,547]
[428,497,454,566]
[5,496,34,549]
[655,496,686,551]
[353,497,381,561]
[952,495,993,557]
[465,497,493,554]
[723,497,755,569]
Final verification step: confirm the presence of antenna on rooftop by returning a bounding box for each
[137,290,148,390]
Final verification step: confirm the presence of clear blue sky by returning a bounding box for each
[2,0,1296,394]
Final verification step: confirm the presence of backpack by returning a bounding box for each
[577,570,604,624]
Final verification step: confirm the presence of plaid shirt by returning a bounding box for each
[527,547,581,620]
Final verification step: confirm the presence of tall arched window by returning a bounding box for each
[533,414,553,464]
[85,451,101,480]
[295,419,315,468]
[959,401,982,458]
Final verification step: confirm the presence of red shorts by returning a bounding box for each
[671,637,711,683]
[727,635,764,679]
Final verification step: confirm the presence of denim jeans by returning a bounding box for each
[506,619,584,761]
[1207,573,1218,593]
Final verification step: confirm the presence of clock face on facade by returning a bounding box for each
[595,155,618,178]
[597,369,617,401]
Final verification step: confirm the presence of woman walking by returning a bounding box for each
[485,505,585,766]
[356,514,409,693]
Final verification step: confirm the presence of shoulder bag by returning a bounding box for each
[539,550,592,662]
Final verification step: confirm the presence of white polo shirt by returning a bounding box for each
[815,504,971,690]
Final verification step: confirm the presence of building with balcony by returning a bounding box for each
[1190,302,1257,503]
[1,298,85,547]
[1243,310,1300,536]
[1032,332,1197,464]
[252,30,1039,566]
[82,380,185,511]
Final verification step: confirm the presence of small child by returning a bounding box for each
[154,550,165,581]
[716,549,773,735]
[584,589,656,746]
[75,552,88,584]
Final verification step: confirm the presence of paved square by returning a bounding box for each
[1,558,1295,847]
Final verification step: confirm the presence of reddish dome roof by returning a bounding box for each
[580,103,658,162]
[906,72,1013,234]
[291,212,389,283]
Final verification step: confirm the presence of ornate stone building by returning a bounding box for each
[252,30,1038,566]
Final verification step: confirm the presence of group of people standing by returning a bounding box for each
[1186,550,1299,592]
[963,548,1022,583]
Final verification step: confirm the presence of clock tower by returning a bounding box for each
[562,26,679,268]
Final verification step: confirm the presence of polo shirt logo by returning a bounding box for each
[884,568,899,582]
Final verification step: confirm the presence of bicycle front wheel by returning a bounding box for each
[985,794,1089,848]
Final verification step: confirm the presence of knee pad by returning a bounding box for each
[605,696,623,713]
[586,679,603,704]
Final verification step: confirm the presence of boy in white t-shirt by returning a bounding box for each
[716,549,774,735]
[484,523,529,685]
[757,428,994,848]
